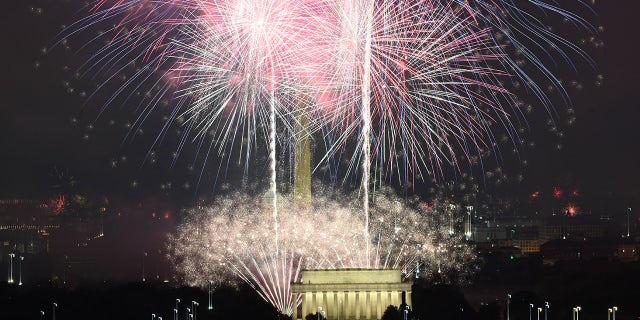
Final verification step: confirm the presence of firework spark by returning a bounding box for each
[168,189,478,315]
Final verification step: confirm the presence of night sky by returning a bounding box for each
[2,1,640,212]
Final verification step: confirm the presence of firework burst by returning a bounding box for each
[168,189,478,315]
[58,0,594,182]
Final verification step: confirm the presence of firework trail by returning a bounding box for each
[168,189,478,315]
[57,0,594,191]
[309,0,594,180]
[305,1,509,263]
[455,0,595,110]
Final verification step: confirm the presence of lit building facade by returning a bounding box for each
[291,269,411,320]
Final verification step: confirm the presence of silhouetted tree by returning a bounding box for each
[411,282,473,320]
[305,312,326,320]
[476,301,500,320]
[382,305,402,320]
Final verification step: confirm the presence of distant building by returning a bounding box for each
[540,238,639,265]
[0,198,50,223]
[470,211,633,259]
[0,224,58,262]
[514,239,542,254]
[0,198,59,262]
[474,226,508,243]
[473,218,542,254]
[291,269,411,320]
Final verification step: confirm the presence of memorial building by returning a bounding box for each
[291,269,412,320]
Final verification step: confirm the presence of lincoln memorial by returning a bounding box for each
[291,269,412,320]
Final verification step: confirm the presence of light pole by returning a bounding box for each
[608,308,612,320]
[175,299,180,320]
[465,206,473,240]
[18,256,24,286]
[39,310,44,320]
[192,301,199,320]
[53,302,58,320]
[572,306,581,320]
[152,313,156,320]
[627,207,631,238]
[208,280,213,310]
[529,304,534,320]
[186,307,191,320]
[404,305,410,320]
[537,307,542,320]
[544,302,549,320]
[142,252,147,282]
[612,306,618,320]
[63,255,69,285]
[8,253,15,284]
[507,294,511,320]
[318,306,323,320]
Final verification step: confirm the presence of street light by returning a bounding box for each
[608,308,612,320]
[544,302,549,320]
[53,302,58,320]
[318,306,323,320]
[572,306,581,320]
[142,252,147,282]
[612,306,618,320]
[175,299,180,320]
[537,307,542,320]
[39,310,44,320]
[192,301,199,320]
[627,207,631,238]
[208,280,214,310]
[8,253,15,284]
[529,304,534,320]
[404,306,410,320]
[152,313,156,320]
[507,294,512,320]
[62,254,70,285]
[18,256,24,286]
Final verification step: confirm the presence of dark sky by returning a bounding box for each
[555,1,640,207]
[2,1,640,211]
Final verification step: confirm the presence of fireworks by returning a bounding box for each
[56,0,594,184]
[168,190,478,315]
[310,3,502,177]
[51,1,597,315]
